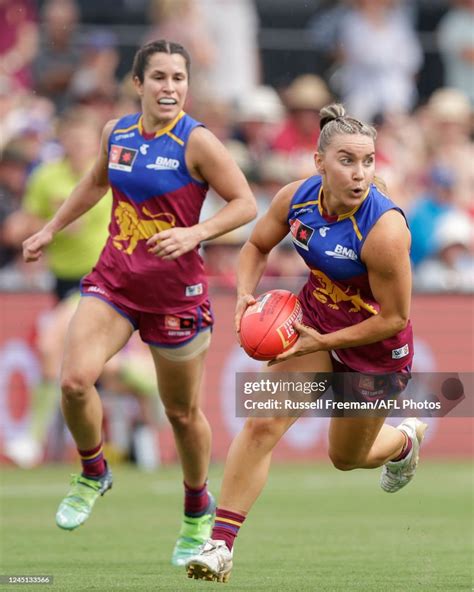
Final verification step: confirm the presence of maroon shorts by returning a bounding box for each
[331,355,411,402]
[80,277,213,347]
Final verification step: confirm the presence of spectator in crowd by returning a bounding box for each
[68,29,120,126]
[307,1,349,67]
[372,111,428,210]
[414,210,474,292]
[190,96,235,142]
[422,87,474,210]
[0,0,38,91]
[200,0,260,104]
[229,85,284,183]
[33,0,81,111]
[437,0,474,105]
[0,143,30,268]
[408,165,458,266]
[144,0,215,100]
[0,86,57,170]
[69,30,119,104]
[271,74,332,180]
[336,0,422,122]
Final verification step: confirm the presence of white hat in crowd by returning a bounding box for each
[237,86,285,124]
[434,211,473,252]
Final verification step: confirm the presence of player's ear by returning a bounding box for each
[314,152,325,175]
[133,75,144,97]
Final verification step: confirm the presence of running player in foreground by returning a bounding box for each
[186,103,427,582]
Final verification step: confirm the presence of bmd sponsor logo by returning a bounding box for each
[146,156,180,171]
[325,244,358,261]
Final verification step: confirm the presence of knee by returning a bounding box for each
[164,406,198,429]
[60,371,95,404]
[243,418,288,448]
[328,450,360,471]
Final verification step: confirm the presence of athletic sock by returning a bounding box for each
[211,508,246,551]
[78,441,106,478]
[391,432,413,462]
[184,481,210,517]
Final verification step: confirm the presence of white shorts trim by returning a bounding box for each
[151,330,211,362]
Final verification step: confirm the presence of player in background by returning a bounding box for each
[22,39,257,566]
[3,109,111,467]
[186,103,427,582]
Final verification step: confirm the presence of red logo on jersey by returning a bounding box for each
[179,318,195,330]
[109,145,138,172]
[290,218,314,250]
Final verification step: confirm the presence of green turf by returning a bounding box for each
[0,462,472,591]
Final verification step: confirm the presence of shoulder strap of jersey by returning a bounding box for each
[288,176,323,217]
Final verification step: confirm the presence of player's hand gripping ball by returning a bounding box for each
[240,290,303,361]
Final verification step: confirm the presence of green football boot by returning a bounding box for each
[171,493,216,566]
[55,464,113,531]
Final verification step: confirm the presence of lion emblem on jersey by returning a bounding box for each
[311,269,378,315]
[112,202,176,255]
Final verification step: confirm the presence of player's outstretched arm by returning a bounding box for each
[22,120,115,263]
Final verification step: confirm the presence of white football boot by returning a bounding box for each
[186,539,233,583]
[380,417,428,493]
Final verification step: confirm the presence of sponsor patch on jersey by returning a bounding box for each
[109,145,138,172]
[167,330,192,336]
[289,218,314,251]
[165,315,180,330]
[392,344,410,359]
[146,156,180,171]
[179,317,195,330]
[319,226,330,237]
[164,316,195,332]
[185,283,203,297]
[114,132,136,141]
[325,244,358,261]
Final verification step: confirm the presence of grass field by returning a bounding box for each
[0,461,472,592]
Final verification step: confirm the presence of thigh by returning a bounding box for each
[62,296,135,382]
[149,334,210,411]
[255,350,333,435]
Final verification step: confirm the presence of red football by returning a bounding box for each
[240,290,303,361]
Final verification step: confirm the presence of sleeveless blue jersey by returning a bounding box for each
[86,111,209,313]
[288,175,413,372]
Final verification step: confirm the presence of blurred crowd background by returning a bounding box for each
[0,0,473,294]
